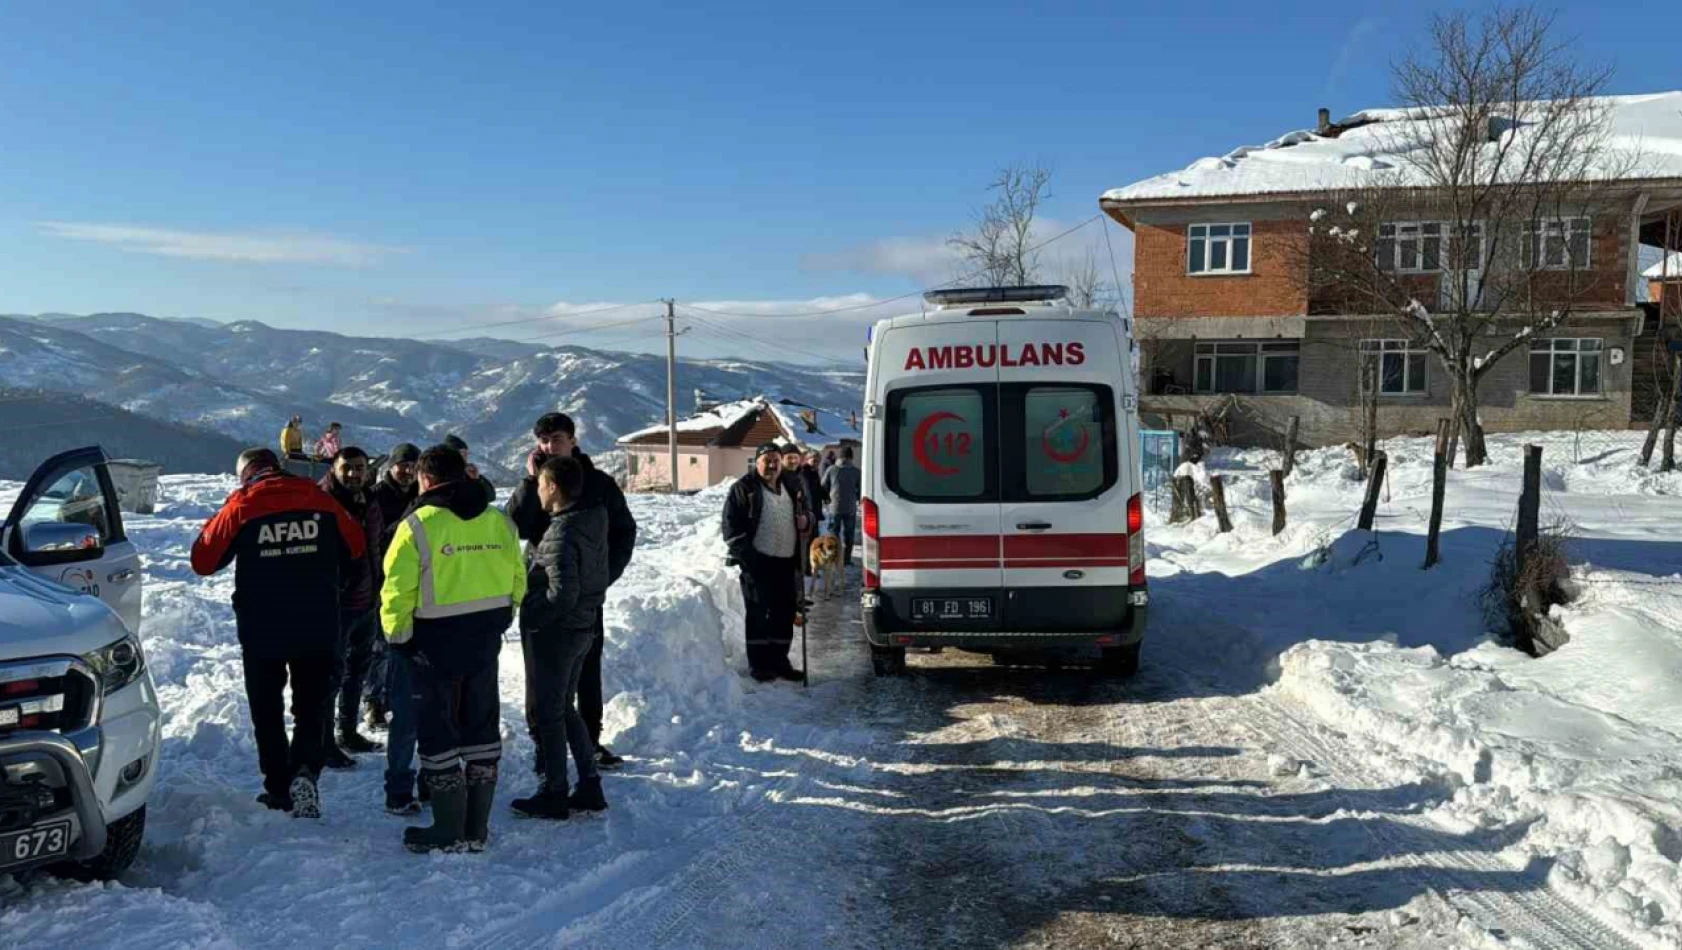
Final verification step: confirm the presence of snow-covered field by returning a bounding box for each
[2,429,1680,948]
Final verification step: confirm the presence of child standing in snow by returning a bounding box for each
[511,455,611,820]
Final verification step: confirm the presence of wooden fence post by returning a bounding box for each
[1665,356,1682,472]
[1357,451,1387,531]
[1423,419,1449,569]
[1643,353,1681,468]
[1210,475,1234,533]
[1281,416,1300,477]
[1513,444,1544,656]
[1269,469,1287,536]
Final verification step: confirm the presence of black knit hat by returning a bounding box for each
[442,434,469,453]
[388,443,421,465]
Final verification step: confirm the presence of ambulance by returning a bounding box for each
[859,285,1147,676]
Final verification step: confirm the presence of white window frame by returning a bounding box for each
[1523,217,1592,271]
[1193,340,1298,394]
[1529,337,1603,397]
[1359,339,1429,396]
[1187,223,1252,276]
[1376,220,1484,273]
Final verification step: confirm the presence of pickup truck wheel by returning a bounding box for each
[1098,643,1142,678]
[870,646,906,677]
[53,805,146,882]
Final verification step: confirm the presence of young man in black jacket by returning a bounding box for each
[318,447,386,767]
[511,456,611,820]
[507,412,637,771]
[722,444,805,683]
[369,442,425,812]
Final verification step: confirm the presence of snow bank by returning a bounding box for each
[1148,431,1682,947]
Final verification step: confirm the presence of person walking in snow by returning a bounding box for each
[506,412,637,773]
[280,416,306,459]
[369,442,424,812]
[381,445,525,853]
[722,443,805,683]
[821,445,862,566]
[318,447,385,769]
[820,450,837,480]
[314,422,343,462]
[510,456,612,819]
[190,448,366,818]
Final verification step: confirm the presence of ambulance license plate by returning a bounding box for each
[0,820,71,870]
[912,597,992,621]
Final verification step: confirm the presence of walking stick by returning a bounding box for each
[800,611,809,689]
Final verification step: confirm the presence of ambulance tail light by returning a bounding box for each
[1127,492,1146,587]
[862,497,880,590]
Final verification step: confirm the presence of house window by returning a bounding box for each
[1376,221,1483,273]
[1524,217,1592,270]
[1194,341,1298,394]
[1360,340,1428,395]
[1187,223,1251,275]
[1529,338,1602,396]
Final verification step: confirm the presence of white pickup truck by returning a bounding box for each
[1,447,160,881]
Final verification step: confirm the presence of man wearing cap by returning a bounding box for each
[721,443,805,682]
[443,433,497,506]
[507,412,638,771]
[191,448,367,818]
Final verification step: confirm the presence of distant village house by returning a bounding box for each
[616,396,861,492]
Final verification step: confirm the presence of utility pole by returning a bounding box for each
[663,298,678,492]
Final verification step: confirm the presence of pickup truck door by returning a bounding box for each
[2,447,144,632]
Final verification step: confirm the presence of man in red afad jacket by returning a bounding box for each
[192,448,366,819]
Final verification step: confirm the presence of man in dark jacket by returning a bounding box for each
[443,434,497,505]
[191,448,366,818]
[779,443,816,580]
[722,443,804,682]
[370,443,420,555]
[370,442,423,811]
[511,456,611,820]
[319,447,385,766]
[822,445,863,566]
[507,412,637,770]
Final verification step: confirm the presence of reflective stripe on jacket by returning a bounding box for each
[381,498,526,644]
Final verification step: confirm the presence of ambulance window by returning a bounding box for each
[1001,384,1118,501]
[888,386,993,501]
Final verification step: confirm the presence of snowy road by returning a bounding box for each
[5,434,1681,949]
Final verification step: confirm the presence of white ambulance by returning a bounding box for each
[859,285,1147,676]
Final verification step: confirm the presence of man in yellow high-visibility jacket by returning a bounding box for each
[381,445,524,854]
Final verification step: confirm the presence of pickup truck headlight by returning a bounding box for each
[83,634,147,696]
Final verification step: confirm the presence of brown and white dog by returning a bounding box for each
[807,535,844,600]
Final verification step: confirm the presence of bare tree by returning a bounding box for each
[1061,248,1114,309]
[949,163,1053,286]
[1303,7,1622,467]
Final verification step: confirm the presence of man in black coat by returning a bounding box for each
[319,447,386,765]
[722,444,804,683]
[507,412,638,771]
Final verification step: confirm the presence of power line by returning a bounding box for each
[681,214,1106,320]
[428,300,656,337]
[682,312,859,368]
[506,314,665,344]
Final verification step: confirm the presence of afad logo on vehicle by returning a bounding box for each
[903,341,1085,372]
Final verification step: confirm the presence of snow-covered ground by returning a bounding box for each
[2,430,1680,948]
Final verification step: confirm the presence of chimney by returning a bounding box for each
[1317,108,1331,134]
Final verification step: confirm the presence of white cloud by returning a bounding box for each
[37,222,404,266]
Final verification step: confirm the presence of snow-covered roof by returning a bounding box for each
[616,398,761,445]
[1643,251,1682,280]
[763,398,861,450]
[1103,92,1682,206]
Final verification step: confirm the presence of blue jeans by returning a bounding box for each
[831,511,858,565]
[384,651,420,797]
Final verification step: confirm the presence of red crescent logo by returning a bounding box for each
[1042,422,1090,464]
[911,411,963,476]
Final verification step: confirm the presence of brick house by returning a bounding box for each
[617,396,860,492]
[1100,92,1682,447]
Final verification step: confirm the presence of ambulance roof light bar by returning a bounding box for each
[922,285,1070,308]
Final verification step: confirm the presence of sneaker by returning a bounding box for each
[289,774,321,819]
[257,790,293,812]
[567,777,608,814]
[339,730,383,754]
[777,667,808,684]
[510,788,570,821]
[385,791,422,816]
[324,744,357,770]
[594,745,625,771]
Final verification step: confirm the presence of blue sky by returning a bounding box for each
[0,1,1673,362]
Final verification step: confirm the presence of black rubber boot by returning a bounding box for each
[403,772,468,853]
[463,763,497,852]
[567,777,608,814]
[510,786,570,820]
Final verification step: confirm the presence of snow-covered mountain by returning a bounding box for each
[3,313,865,479]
